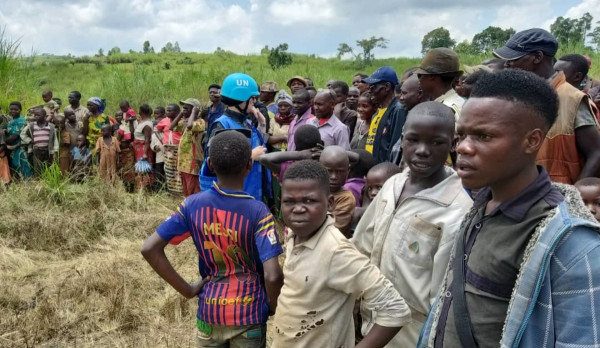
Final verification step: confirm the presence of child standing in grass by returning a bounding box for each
[96,124,120,184]
[142,130,284,347]
[71,134,91,182]
[273,160,411,347]
[23,107,58,176]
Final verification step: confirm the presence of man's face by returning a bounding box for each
[68,93,79,106]
[331,87,346,104]
[455,97,531,190]
[281,179,330,239]
[290,80,305,94]
[209,88,221,104]
[504,53,537,72]
[278,102,292,116]
[553,60,580,88]
[313,93,335,119]
[292,95,310,116]
[346,89,360,110]
[259,91,275,103]
[399,77,422,110]
[369,82,390,106]
[417,74,437,97]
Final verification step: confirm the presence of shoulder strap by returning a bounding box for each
[451,228,479,347]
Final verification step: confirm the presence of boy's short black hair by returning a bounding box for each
[70,91,82,99]
[9,101,22,110]
[293,89,311,101]
[558,54,590,76]
[294,124,322,151]
[354,73,368,79]
[305,86,317,93]
[330,80,349,96]
[120,100,130,107]
[471,69,558,130]
[42,90,52,96]
[463,69,490,85]
[167,103,181,112]
[209,130,251,177]
[349,149,376,178]
[369,162,402,178]
[575,177,600,187]
[139,103,151,115]
[208,84,222,91]
[155,106,166,114]
[407,101,456,133]
[282,160,330,193]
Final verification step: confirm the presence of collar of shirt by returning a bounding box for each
[211,182,254,199]
[287,215,334,250]
[434,89,460,103]
[209,101,224,112]
[473,166,563,222]
[311,115,341,128]
[223,108,249,125]
[296,107,313,122]
[401,167,466,207]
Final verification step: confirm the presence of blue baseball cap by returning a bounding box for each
[362,66,399,86]
[493,28,558,60]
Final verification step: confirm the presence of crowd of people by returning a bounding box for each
[4,27,600,347]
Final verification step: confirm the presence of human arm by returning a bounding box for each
[327,241,411,344]
[169,111,184,131]
[351,188,382,257]
[82,111,90,136]
[251,146,266,161]
[186,107,199,130]
[263,257,284,314]
[356,325,403,348]
[267,134,287,146]
[258,148,320,174]
[141,232,207,298]
[331,192,356,238]
[575,125,600,179]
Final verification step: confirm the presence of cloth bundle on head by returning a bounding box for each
[276,90,293,106]
[88,97,106,113]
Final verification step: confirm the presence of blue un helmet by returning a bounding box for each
[221,73,260,104]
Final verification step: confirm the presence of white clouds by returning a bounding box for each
[0,0,592,57]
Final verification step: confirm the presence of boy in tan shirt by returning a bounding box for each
[273,160,411,347]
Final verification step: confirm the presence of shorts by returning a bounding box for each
[195,320,266,348]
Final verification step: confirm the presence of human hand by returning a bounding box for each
[251,146,267,160]
[183,278,208,299]
[309,144,323,160]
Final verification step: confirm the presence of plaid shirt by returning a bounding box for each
[419,183,600,348]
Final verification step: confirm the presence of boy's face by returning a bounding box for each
[331,87,346,104]
[42,93,52,103]
[76,135,86,147]
[154,109,165,119]
[365,169,390,201]
[182,104,193,117]
[576,184,600,221]
[209,88,221,103]
[281,179,330,239]
[65,111,76,123]
[115,111,123,123]
[402,114,452,179]
[9,105,20,117]
[101,126,112,137]
[320,156,349,193]
[35,109,45,122]
[313,93,334,119]
[456,97,537,190]
[346,89,360,110]
[119,102,129,113]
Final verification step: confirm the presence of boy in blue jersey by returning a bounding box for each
[142,130,284,347]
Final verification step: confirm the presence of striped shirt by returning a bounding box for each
[157,182,283,326]
[33,123,51,148]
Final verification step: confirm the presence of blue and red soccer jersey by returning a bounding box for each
[157,182,283,326]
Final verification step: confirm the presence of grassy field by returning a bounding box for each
[2,37,600,346]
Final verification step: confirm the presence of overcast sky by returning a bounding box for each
[0,0,598,58]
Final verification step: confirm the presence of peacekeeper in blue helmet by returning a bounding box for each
[201,73,271,201]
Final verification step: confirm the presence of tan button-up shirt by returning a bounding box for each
[272,216,411,348]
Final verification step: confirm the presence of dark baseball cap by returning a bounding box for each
[493,28,558,60]
[362,66,399,85]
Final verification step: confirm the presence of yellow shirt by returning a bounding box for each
[365,107,386,154]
